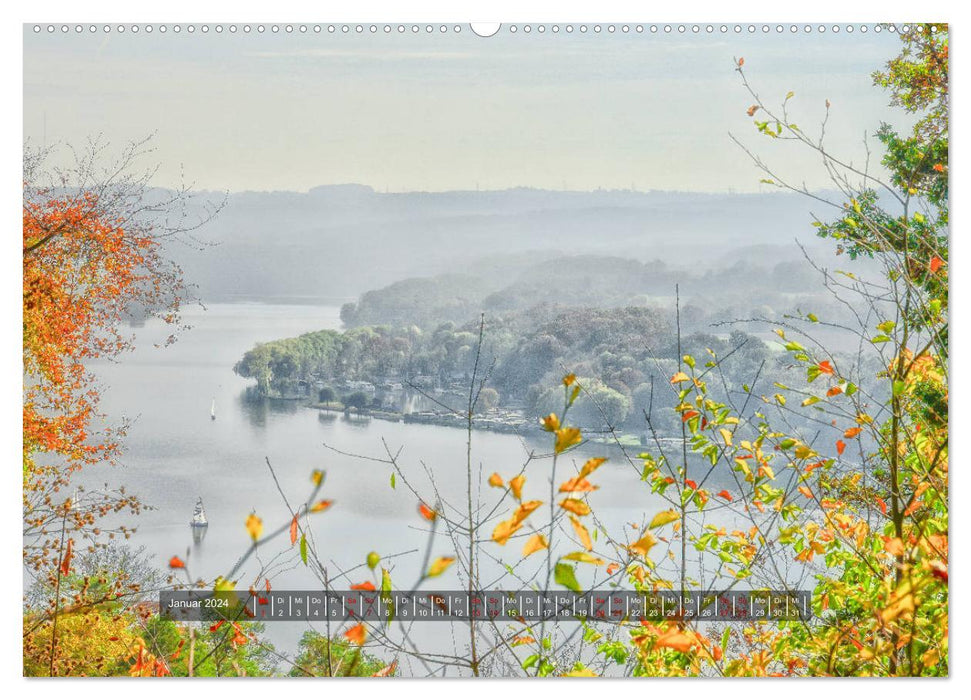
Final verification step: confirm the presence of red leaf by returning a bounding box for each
[59,539,73,577]
[344,623,366,645]
[351,581,376,591]
[168,556,185,569]
[289,515,298,545]
[875,497,887,515]
[681,410,700,423]
[817,360,834,375]
[717,490,734,502]
[684,479,698,490]
[418,503,436,521]
[836,440,847,455]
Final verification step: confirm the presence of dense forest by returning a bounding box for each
[235,258,864,433]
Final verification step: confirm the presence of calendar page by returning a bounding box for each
[21,13,949,681]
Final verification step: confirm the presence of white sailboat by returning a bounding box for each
[210,397,216,421]
[190,497,209,528]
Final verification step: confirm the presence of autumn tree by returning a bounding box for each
[23,137,219,674]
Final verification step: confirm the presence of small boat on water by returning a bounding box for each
[190,497,209,528]
[210,398,217,421]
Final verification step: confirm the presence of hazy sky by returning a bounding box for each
[23,25,904,193]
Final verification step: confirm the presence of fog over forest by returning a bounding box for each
[170,185,860,305]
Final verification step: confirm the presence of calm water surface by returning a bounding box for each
[81,303,742,671]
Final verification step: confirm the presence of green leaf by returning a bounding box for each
[554,562,582,593]
[390,472,396,489]
[893,380,906,396]
[299,534,308,565]
[801,396,821,407]
[877,320,896,335]
[871,335,892,344]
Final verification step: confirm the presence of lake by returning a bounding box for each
[77,302,750,674]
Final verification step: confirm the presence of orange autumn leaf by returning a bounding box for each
[681,410,700,423]
[570,515,593,551]
[798,485,814,500]
[344,623,367,646]
[628,532,658,558]
[491,518,523,545]
[513,500,543,523]
[310,499,334,513]
[522,533,549,557]
[670,371,691,384]
[488,472,504,488]
[606,562,620,575]
[578,457,607,479]
[817,360,834,375]
[930,256,944,273]
[746,104,759,116]
[655,628,698,653]
[351,581,376,591]
[844,427,863,439]
[289,515,299,545]
[168,556,185,569]
[559,476,598,493]
[418,503,437,521]
[875,496,888,515]
[559,498,591,516]
[427,556,456,578]
[836,439,847,455]
[510,474,526,501]
[827,385,843,397]
[717,490,734,502]
[554,427,582,454]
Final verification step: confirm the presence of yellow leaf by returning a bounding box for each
[562,668,597,677]
[562,551,605,565]
[649,509,680,529]
[426,556,456,578]
[245,513,263,542]
[488,472,504,488]
[562,373,577,387]
[554,427,582,454]
[718,428,733,446]
[628,532,658,558]
[570,516,593,551]
[670,372,691,384]
[880,580,915,625]
[311,469,325,487]
[510,474,526,501]
[522,533,549,557]
[540,413,560,432]
[560,498,591,516]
